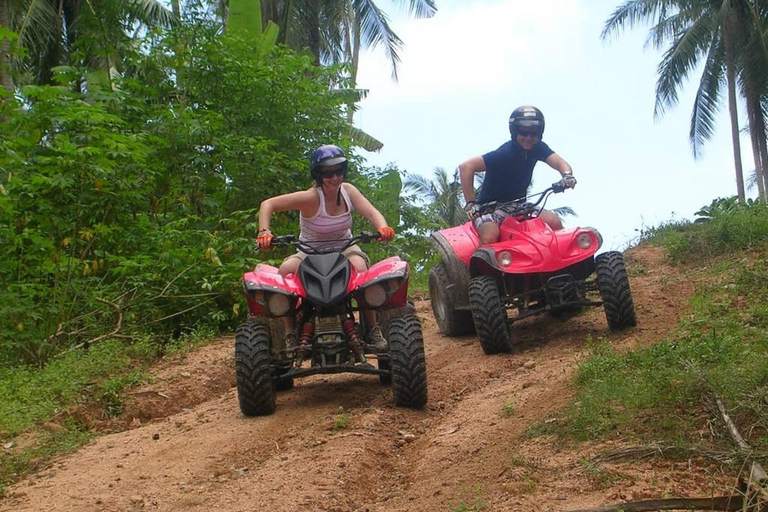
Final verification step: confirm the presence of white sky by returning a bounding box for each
[353,0,756,250]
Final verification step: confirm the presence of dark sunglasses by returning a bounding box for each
[517,130,541,138]
[320,168,345,178]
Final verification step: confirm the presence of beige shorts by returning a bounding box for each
[284,244,370,268]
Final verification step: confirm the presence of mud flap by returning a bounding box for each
[430,231,472,310]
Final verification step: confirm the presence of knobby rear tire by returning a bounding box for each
[429,262,475,336]
[595,251,638,330]
[469,275,513,354]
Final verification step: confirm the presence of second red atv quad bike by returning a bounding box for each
[428,184,637,354]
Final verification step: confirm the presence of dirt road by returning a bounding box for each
[0,245,734,512]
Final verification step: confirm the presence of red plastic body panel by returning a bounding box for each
[351,256,410,308]
[243,263,305,296]
[435,217,599,275]
[349,256,407,290]
[242,256,409,315]
[492,217,599,273]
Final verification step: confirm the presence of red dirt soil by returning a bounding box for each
[1,244,737,512]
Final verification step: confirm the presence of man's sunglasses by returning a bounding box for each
[517,130,541,138]
[320,168,345,178]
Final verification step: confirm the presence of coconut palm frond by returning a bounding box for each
[354,0,403,81]
[601,0,669,42]
[689,37,724,159]
[553,206,576,218]
[654,14,716,119]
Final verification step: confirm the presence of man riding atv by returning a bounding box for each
[458,105,576,238]
[428,106,637,354]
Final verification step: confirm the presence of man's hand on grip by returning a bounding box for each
[464,201,481,221]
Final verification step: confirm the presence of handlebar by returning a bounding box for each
[477,184,562,218]
[268,232,381,254]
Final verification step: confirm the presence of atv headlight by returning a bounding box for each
[576,233,594,249]
[267,293,291,316]
[363,283,387,307]
[496,251,513,267]
[583,227,603,251]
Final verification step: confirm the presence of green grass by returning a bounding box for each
[529,206,768,466]
[500,401,516,418]
[451,486,487,512]
[330,406,350,432]
[639,199,768,263]
[0,325,217,494]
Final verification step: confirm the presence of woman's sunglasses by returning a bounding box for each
[320,168,345,178]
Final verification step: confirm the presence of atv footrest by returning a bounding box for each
[549,299,602,311]
[277,362,385,381]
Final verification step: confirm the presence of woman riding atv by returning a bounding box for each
[256,144,395,363]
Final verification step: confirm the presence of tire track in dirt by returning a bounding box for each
[1,245,731,512]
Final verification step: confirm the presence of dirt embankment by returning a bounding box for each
[1,245,734,512]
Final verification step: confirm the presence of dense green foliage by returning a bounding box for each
[0,17,436,369]
[0,15,435,490]
[534,203,768,466]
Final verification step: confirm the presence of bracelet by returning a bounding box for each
[258,228,271,235]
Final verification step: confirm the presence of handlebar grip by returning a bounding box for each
[359,231,381,243]
[551,182,566,193]
[271,235,298,246]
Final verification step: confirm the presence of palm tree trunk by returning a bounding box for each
[746,91,767,201]
[344,11,362,124]
[0,0,14,96]
[306,2,321,66]
[758,116,768,201]
[343,1,354,124]
[723,23,745,203]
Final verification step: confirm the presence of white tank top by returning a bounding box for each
[299,186,354,249]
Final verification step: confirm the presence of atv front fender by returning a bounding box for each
[469,247,502,277]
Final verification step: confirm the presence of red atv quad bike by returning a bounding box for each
[428,183,637,354]
[236,232,427,416]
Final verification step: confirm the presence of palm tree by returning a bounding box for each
[602,0,760,202]
[736,1,768,200]
[262,0,434,77]
[404,167,466,228]
[261,0,435,127]
[6,0,176,88]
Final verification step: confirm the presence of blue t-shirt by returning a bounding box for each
[477,140,554,203]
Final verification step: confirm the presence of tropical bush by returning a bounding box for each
[0,25,352,367]
[639,197,768,263]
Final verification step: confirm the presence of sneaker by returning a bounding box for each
[368,325,388,353]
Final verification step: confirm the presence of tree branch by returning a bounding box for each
[56,297,123,356]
